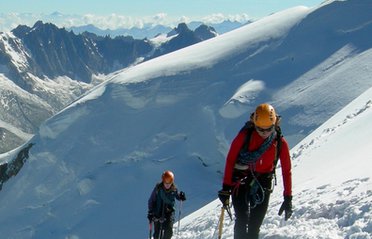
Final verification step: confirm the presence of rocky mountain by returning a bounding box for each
[151,23,218,57]
[68,20,243,39]
[10,21,153,84]
[0,21,218,153]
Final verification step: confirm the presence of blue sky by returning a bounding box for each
[0,0,325,31]
[0,0,324,18]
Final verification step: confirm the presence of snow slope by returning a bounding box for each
[0,0,371,238]
[178,86,372,239]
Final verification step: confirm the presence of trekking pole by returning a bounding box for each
[149,221,153,239]
[223,203,233,221]
[159,201,165,239]
[218,206,225,239]
[177,200,183,235]
[159,218,164,239]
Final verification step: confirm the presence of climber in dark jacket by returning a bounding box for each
[148,170,186,239]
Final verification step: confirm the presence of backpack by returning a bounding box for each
[239,113,283,181]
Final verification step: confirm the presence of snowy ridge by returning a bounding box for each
[111,7,309,84]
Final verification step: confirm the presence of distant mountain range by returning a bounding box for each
[68,20,247,39]
[0,11,249,36]
[0,20,219,153]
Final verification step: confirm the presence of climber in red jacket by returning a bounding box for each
[218,103,293,239]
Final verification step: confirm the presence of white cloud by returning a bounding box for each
[0,12,251,31]
[202,13,252,24]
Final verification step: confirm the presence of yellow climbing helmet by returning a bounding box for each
[252,103,277,128]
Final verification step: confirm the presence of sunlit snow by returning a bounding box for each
[0,1,371,238]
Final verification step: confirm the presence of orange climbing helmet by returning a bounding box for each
[162,170,174,184]
[252,103,277,128]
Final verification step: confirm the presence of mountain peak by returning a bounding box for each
[32,21,61,32]
[33,20,45,29]
[175,22,191,34]
[194,24,218,40]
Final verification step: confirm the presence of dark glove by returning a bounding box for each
[278,195,293,220]
[218,184,232,206]
[179,191,186,201]
[147,211,154,222]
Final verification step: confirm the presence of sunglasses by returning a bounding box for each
[255,125,274,133]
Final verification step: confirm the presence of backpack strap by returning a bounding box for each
[272,116,283,185]
[240,115,283,174]
[155,182,162,194]
[239,120,255,151]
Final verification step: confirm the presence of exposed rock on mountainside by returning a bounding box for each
[0,21,218,153]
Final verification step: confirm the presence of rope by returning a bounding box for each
[238,131,276,166]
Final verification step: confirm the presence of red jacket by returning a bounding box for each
[223,129,292,196]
